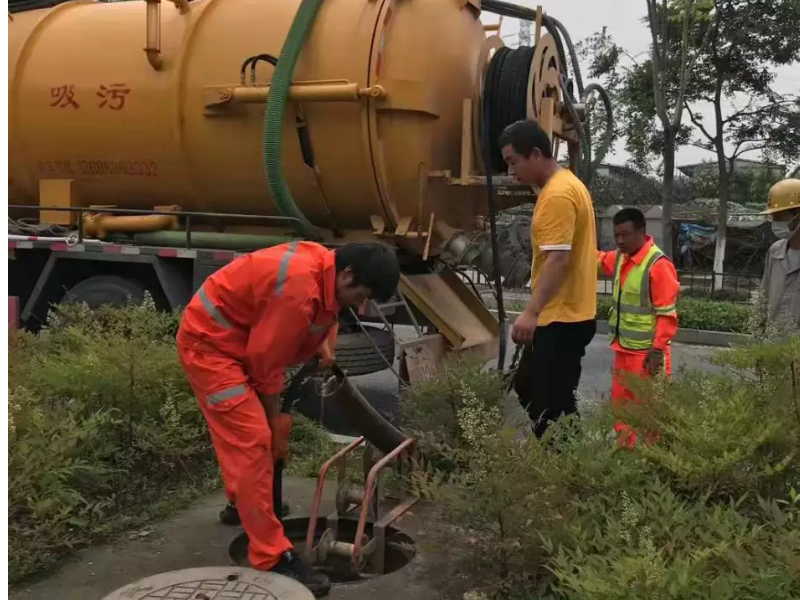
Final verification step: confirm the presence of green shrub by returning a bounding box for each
[675,296,752,333]
[8,300,217,582]
[681,287,753,302]
[596,294,753,332]
[287,414,338,478]
[411,336,800,599]
[550,482,800,600]
[399,357,506,474]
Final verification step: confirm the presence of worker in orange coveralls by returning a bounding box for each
[597,208,679,448]
[176,241,399,596]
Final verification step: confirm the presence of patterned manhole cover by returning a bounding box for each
[101,567,313,600]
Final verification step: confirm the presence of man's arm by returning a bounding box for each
[757,250,773,331]
[513,189,577,345]
[317,322,339,368]
[597,249,617,278]
[513,250,571,344]
[646,258,680,374]
[259,393,282,422]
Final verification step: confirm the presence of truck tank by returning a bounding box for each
[9,0,610,368]
[9,0,489,241]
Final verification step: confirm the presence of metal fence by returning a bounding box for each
[469,269,761,305]
[598,269,761,303]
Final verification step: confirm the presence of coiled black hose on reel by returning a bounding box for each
[481,0,614,177]
[483,46,535,173]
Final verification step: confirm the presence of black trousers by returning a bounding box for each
[513,319,596,438]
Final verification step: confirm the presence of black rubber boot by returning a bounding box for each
[270,550,331,597]
[219,502,291,525]
[219,502,241,526]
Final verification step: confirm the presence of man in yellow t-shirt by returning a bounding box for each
[500,120,597,437]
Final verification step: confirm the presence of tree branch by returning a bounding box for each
[684,101,717,143]
[670,2,693,129]
[690,141,715,152]
[733,143,770,159]
[722,100,796,124]
[647,0,668,123]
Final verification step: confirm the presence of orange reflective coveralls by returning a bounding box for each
[598,236,679,406]
[177,241,339,570]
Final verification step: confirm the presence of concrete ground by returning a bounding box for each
[9,477,446,600]
[9,335,722,600]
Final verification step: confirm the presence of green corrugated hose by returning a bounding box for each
[263,0,324,240]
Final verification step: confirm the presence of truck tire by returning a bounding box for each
[334,326,396,376]
[62,275,147,308]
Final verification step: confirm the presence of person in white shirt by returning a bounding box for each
[759,179,800,332]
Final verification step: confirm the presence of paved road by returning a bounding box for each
[312,330,722,436]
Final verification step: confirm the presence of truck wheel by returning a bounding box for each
[334,326,396,376]
[62,275,148,308]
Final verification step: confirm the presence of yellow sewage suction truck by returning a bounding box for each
[8,0,611,377]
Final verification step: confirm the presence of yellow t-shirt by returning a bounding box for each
[531,168,597,326]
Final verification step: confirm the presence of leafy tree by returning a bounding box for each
[689,161,785,206]
[682,0,800,284]
[580,3,712,257]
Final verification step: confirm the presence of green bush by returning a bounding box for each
[9,300,218,582]
[399,357,506,474]
[681,287,753,302]
[287,414,338,479]
[413,336,800,599]
[550,481,800,600]
[596,294,753,333]
[674,296,752,333]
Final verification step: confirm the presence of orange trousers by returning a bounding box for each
[611,346,672,407]
[178,343,292,570]
[611,347,672,448]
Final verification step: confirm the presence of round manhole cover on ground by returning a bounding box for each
[101,566,313,600]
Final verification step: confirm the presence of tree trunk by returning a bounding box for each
[714,156,730,291]
[661,128,675,258]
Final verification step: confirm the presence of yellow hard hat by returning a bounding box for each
[762,178,800,215]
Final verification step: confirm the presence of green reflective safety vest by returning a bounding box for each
[609,243,676,350]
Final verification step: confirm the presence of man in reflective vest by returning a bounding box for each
[176,241,399,596]
[597,208,679,430]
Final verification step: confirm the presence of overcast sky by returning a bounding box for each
[481,0,799,173]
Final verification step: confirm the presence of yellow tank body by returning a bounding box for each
[9,0,488,241]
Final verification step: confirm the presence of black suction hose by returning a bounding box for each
[481,48,525,371]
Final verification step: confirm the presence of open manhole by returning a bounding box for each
[101,566,313,600]
[229,516,416,584]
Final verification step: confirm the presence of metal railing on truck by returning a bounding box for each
[8,204,303,249]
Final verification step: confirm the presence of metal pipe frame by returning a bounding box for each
[351,437,416,573]
[303,436,366,564]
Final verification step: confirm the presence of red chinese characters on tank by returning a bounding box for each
[97,83,131,110]
[50,85,79,109]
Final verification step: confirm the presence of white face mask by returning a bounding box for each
[772,215,800,240]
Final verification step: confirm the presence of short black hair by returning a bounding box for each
[613,208,646,231]
[335,243,400,302]
[498,120,553,159]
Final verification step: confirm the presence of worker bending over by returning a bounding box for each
[598,208,679,411]
[177,241,399,596]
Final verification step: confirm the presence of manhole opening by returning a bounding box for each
[230,516,416,584]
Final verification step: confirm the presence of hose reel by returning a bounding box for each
[478,5,614,179]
